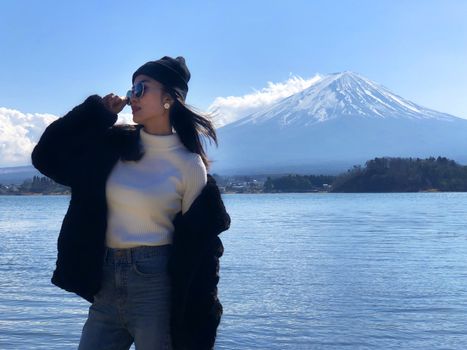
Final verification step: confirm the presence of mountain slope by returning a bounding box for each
[208,72,467,175]
[0,165,41,185]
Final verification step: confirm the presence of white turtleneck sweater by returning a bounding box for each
[105,128,207,249]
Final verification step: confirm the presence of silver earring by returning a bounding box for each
[164,103,170,110]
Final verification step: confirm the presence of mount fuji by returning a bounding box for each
[207,71,467,175]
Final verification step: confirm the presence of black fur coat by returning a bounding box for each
[31,95,231,350]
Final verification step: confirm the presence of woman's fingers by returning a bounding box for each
[102,93,127,114]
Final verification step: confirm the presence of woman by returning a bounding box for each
[31,56,231,350]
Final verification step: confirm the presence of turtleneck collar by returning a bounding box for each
[139,127,183,151]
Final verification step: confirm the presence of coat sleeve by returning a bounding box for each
[169,176,231,350]
[31,95,118,187]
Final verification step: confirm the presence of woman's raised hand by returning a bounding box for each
[102,93,128,114]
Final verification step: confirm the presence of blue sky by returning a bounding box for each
[1,0,467,167]
[1,0,467,116]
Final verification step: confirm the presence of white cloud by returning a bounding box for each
[208,74,322,128]
[116,112,136,125]
[0,107,58,167]
[0,107,134,167]
[1,75,321,167]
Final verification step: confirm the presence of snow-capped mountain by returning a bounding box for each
[232,71,455,127]
[207,72,467,175]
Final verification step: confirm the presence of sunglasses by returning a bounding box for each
[126,81,163,105]
[126,81,146,105]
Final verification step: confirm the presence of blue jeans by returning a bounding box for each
[78,245,173,350]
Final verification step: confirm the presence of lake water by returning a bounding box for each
[1,193,467,349]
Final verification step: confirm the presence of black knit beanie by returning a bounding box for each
[132,56,191,101]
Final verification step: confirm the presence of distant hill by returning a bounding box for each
[208,71,467,175]
[332,157,467,192]
[0,165,41,185]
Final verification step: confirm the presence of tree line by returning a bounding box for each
[331,156,467,192]
[263,157,467,193]
[263,174,335,192]
[0,175,70,194]
[3,157,467,194]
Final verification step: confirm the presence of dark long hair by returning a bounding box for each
[116,88,218,171]
[165,88,218,171]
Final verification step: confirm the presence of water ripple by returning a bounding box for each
[1,193,467,349]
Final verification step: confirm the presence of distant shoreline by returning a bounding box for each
[3,156,467,194]
[3,190,460,196]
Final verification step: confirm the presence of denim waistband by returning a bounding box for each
[104,245,172,264]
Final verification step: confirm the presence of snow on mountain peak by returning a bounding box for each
[230,71,456,129]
